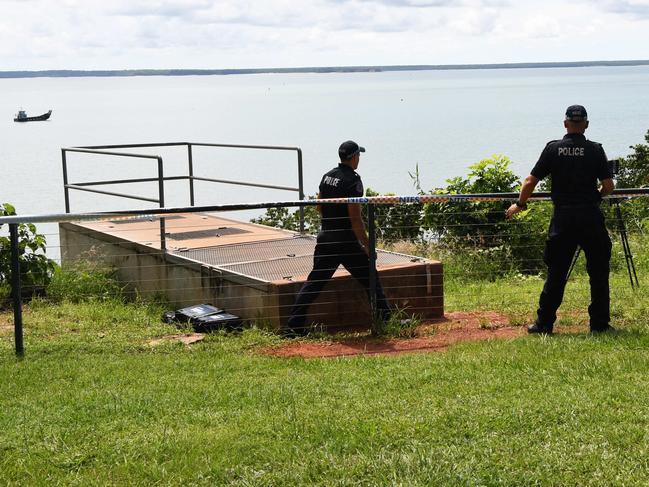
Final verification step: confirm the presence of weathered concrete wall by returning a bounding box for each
[60,222,276,322]
[60,222,443,330]
[275,262,443,329]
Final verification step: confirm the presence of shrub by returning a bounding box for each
[422,155,548,275]
[0,203,58,292]
[616,129,649,188]
[251,197,320,234]
[365,188,422,242]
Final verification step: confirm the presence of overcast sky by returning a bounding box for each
[1,0,648,70]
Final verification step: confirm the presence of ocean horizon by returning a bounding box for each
[2,58,649,79]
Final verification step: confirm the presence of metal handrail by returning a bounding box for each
[62,147,165,211]
[61,142,305,238]
[4,188,649,225]
[62,147,167,249]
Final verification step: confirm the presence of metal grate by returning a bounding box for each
[174,236,316,266]
[173,236,425,282]
[110,215,184,224]
[166,227,250,241]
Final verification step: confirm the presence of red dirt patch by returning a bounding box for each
[262,311,524,358]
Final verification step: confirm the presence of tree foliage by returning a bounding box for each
[422,155,519,245]
[251,198,321,234]
[422,155,550,275]
[616,129,649,188]
[0,203,58,291]
[605,129,649,232]
[364,188,422,241]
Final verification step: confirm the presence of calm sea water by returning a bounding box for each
[1,66,649,218]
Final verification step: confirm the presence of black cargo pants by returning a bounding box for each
[535,205,612,331]
[287,231,391,331]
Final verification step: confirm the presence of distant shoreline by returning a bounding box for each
[1,60,649,79]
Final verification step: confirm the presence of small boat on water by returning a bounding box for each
[14,109,52,122]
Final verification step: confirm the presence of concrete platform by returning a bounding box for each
[59,212,443,329]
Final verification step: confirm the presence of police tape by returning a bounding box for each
[315,194,530,204]
[1,189,648,225]
[307,190,647,205]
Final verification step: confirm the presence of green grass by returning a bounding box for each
[2,268,649,485]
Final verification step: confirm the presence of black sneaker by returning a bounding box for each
[590,324,615,333]
[527,323,553,334]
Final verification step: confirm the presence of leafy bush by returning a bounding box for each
[616,129,649,188]
[251,197,320,234]
[610,129,649,233]
[365,188,422,242]
[422,155,519,245]
[421,155,548,275]
[252,189,422,242]
[0,203,58,292]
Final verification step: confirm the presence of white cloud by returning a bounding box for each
[0,0,647,70]
[520,15,561,39]
[448,7,499,35]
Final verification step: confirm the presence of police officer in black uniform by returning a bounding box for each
[284,140,391,336]
[506,105,615,334]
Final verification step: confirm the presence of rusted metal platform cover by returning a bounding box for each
[60,212,443,328]
[77,213,425,281]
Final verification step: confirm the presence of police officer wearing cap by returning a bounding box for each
[284,140,391,336]
[506,105,615,334]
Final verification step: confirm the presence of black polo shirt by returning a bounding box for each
[319,163,364,235]
[531,133,612,206]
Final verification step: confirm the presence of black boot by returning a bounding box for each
[527,323,553,334]
[590,324,615,333]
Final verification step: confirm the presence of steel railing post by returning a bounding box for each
[9,223,24,357]
[188,144,195,206]
[157,157,166,252]
[62,149,70,213]
[368,204,378,335]
[297,148,305,233]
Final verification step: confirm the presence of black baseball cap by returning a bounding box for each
[338,140,365,160]
[565,105,588,122]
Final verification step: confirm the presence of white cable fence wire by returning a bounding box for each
[1,192,648,342]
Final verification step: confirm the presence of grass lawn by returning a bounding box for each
[2,270,649,485]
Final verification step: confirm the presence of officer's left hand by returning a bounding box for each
[505,204,521,219]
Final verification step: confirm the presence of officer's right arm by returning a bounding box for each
[506,175,539,219]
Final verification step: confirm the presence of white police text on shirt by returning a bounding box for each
[323,176,341,187]
[558,147,585,156]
